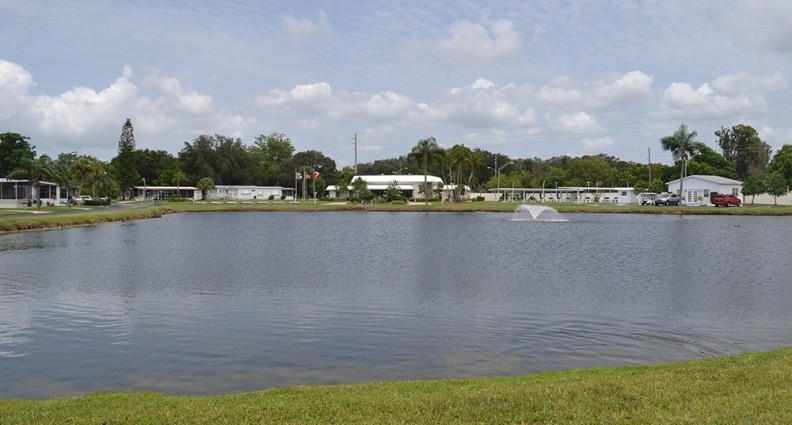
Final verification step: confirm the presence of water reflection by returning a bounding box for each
[1,212,791,398]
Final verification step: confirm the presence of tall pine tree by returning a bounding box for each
[116,118,140,199]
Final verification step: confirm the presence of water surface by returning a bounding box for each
[1,212,791,398]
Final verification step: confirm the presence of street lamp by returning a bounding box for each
[142,178,146,203]
[542,179,546,201]
[497,161,513,202]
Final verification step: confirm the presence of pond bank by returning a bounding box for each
[1,201,791,233]
[1,347,790,423]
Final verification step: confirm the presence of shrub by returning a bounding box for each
[349,196,360,203]
[390,199,408,205]
[280,195,286,200]
[167,194,187,202]
[268,195,275,201]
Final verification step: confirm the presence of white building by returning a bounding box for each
[665,175,743,205]
[0,178,72,208]
[133,185,200,200]
[327,174,452,200]
[207,185,292,201]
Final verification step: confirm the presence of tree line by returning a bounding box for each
[3,120,792,202]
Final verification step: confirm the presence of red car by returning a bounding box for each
[713,193,741,207]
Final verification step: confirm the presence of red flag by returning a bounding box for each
[314,171,321,179]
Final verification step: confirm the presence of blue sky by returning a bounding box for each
[1,0,791,167]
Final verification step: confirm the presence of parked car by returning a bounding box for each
[79,195,92,203]
[654,193,680,206]
[712,193,741,207]
[638,192,656,206]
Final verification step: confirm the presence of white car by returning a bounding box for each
[79,195,92,203]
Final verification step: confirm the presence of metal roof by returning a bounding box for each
[352,175,443,184]
[666,175,743,185]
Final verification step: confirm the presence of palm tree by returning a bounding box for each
[69,156,104,199]
[660,124,705,204]
[6,154,55,204]
[172,170,187,199]
[408,137,441,204]
[449,144,474,201]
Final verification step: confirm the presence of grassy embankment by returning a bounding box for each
[1,201,791,232]
[1,347,791,423]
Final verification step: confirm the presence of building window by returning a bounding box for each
[732,188,739,196]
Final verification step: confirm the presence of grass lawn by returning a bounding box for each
[1,347,790,424]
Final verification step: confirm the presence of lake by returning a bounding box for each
[1,211,791,399]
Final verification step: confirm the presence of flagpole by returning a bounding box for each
[294,169,298,203]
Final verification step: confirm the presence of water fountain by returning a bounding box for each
[511,204,567,222]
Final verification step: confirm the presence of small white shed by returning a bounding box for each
[666,175,743,205]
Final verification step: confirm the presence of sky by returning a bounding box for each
[2,0,792,168]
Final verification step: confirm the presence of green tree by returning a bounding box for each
[449,144,474,201]
[116,119,140,199]
[0,132,36,177]
[715,124,772,180]
[70,156,105,198]
[741,173,765,205]
[351,177,372,201]
[384,180,403,202]
[687,146,736,178]
[250,133,295,185]
[196,177,215,200]
[408,137,442,204]
[566,155,614,187]
[52,153,79,206]
[660,124,705,205]
[293,150,337,184]
[765,172,788,206]
[6,154,56,204]
[335,166,355,198]
[767,145,792,187]
[179,135,255,185]
[171,170,187,197]
[126,149,179,186]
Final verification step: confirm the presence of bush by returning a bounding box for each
[167,194,187,202]
[268,195,275,201]
[83,200,103,206]
[280,195,286,201]
[474,196,485,202]
[390,199,408,205]
[349,196,360,203]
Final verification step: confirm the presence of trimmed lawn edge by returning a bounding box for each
[1,347,791,424]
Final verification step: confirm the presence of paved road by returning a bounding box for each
[0,200,150,219]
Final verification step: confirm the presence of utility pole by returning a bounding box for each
[354,133,358,174]
[648,147,652,184]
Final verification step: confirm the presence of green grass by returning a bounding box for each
[2,201,791,233]
[1,347,791,424]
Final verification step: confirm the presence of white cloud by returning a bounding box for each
[0,61,254,156]
[547,112,601,133]
[281,11,333,46]
[718,0,792,55]
[710,72,787,95]
[142,72,214,115]
[436,18,521,62]
[538,71,653,110]
[581,137,614,152]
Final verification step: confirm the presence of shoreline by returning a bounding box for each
[1,347,790,422]
[2,201,791,233]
